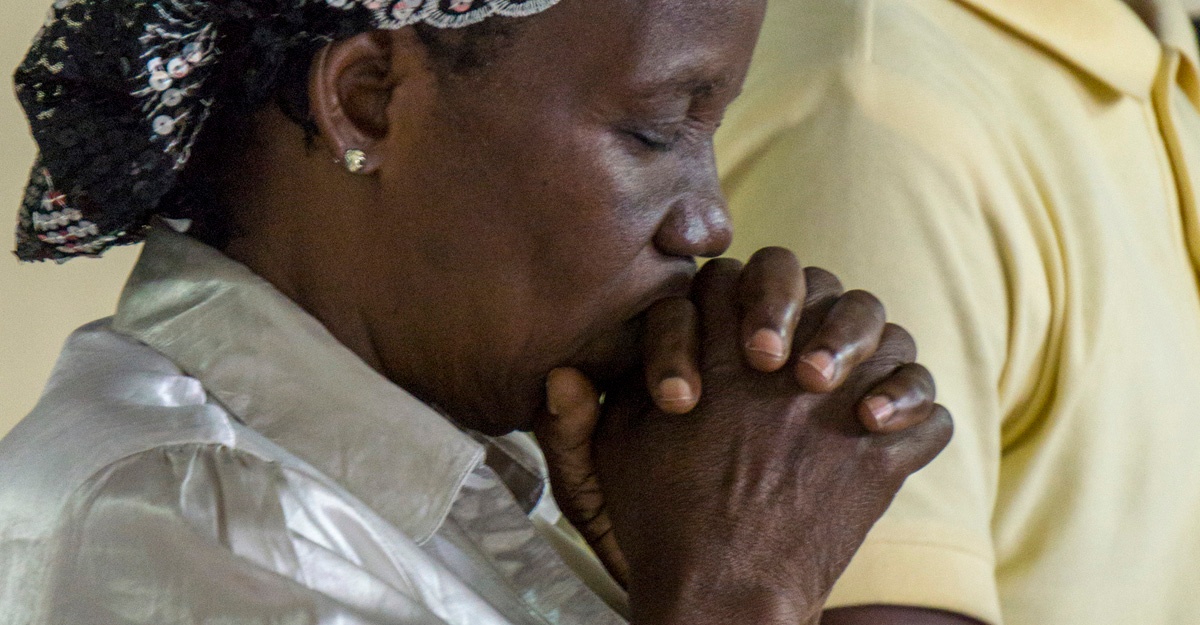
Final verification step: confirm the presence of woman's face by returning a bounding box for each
[343,0,766,433]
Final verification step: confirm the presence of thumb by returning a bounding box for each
[540,367,602,455]
[534,367,630,587]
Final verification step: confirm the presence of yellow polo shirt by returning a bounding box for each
[716,1,1200,623]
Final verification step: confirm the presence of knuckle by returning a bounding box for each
[841,289,886,321]
[907,362,937,399]
[748,246,801,269]
[864,438,911,481]
[878,323,918,362]
[803,266,844,300]
[703,257,744,276]
[929,405,954,449]
[886,364,935,404]
[869,404,954,475]
[647,326,692,357]
[739,284,797,322]
[739,256,804,314]
[694,259,744,304]
[644,296,693,331]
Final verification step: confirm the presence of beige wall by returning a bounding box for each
[0,0,140,436]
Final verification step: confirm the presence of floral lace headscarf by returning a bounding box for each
[13,0,560,262]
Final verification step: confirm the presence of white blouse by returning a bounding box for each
[0,226,627,624]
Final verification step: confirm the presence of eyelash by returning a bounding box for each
[626,126,684,153]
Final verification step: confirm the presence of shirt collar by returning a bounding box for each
[112,225,485,544]
[953,0,1200,101]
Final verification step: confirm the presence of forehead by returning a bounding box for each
[610,0,767,43]
[515,0,767,95]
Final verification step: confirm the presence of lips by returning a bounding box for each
[565,264,695,387]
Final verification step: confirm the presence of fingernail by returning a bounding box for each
[656,377,695,405]
[746,329,786,361]
[801,350,837,382]
[864,395,896,426]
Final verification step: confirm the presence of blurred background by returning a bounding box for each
[1,2,141,437]
[4,0,1200,438]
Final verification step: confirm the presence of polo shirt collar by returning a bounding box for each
[112,225,485,544]
[953,0,1199,100]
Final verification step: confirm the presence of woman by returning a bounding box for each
[0,1,951,624]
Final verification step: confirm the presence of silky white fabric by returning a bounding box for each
[0,226,628,624]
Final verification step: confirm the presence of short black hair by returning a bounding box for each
[273,20,520,140]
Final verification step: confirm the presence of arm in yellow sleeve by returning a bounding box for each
[719,60,1053,625]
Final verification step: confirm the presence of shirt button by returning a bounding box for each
[153,115,176,136]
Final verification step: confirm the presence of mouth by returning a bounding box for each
[564,266,694,388]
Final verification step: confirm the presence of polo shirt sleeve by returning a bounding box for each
[719,60,1051,625]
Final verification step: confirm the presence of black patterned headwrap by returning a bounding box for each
[13,0,560,262]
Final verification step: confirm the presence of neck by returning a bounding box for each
[207,107,390,374]
[201,106,514,435]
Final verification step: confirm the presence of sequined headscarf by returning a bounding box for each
[13,0,560,262]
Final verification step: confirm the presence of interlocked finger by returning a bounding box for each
[736,247,807,373]
[692,258,746,368]
[857,362,937,433]
[642,297,702,414]
[793,290,887,393]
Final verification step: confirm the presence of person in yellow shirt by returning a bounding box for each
[715,0,1200,623]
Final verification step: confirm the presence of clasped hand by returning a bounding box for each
[534,248,952,625]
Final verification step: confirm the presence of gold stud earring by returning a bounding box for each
[343,148,367,174]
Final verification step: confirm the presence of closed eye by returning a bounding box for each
[624,126,684,153]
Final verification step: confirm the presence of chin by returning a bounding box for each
[437,319,645,437]
[564,316,643,392]
[441,370,554,437]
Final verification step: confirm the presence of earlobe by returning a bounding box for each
[308,30,427,175]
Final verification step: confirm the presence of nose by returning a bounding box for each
[653,192,733,259]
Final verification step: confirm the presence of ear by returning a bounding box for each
[308,29,430,175]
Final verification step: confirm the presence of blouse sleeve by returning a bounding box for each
[37,443,459,625]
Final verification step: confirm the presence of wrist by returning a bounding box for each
[628,562,820,625]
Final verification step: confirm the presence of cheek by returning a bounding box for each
[526,161,669,317]
[479,120,666,298]
[384,96,675,371]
